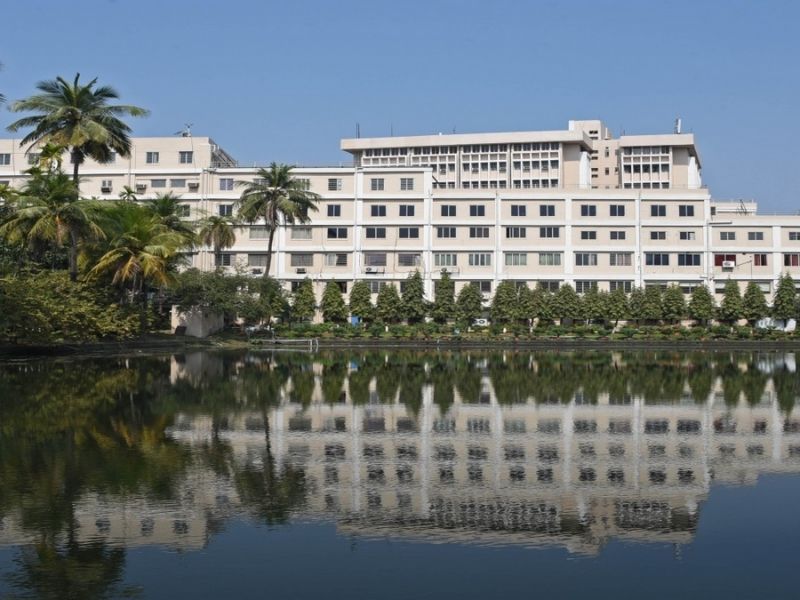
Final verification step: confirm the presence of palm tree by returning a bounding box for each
[237,163,319,277]
[89,204,187,331]
[144,192,196,242]
[0,168,103,280]
[7,73,148,187]
[118,185,137,202]
[198,215,237,268]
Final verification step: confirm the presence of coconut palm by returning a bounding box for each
[0,168,103,280]
[118,185,137,202]
[237,163,319,277]
[144,192,196,242]
[198,215,237,268]
[7,73,148,187]
[89,204,187,330]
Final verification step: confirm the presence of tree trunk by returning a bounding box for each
[68,230,79,282]
[264,226,276,278]
[71,149,80,187]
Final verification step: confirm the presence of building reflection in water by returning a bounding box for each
[1,350,799,556]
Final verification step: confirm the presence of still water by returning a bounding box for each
[0,349,799,599]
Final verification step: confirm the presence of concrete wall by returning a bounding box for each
[171,306,224,338]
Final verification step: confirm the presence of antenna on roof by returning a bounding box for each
[356,123,360,138]
[674,118,682,134]
[390,124,394,136]
[175,123,193,137]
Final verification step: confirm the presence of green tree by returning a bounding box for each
[7,73,148,187]
[348,280,374,323]
[628,287,646,325]
[742,281,768,325]
[376,284,402,323]
[0,168,104,281]
[118,185,137,202]
[144,192,196,242]
[456,283,483,324]
[580,285,605,324]
[531,285,554,324]
[718,280,743,324]
[607,286,629,326]
[688,285,716,325]
[402,270,426,324]
[491,280,518,323]
[236,163,319,278]
[642,286,663,322]
[198,215,236,268]
[552,283,581,324]
[517,285,535,325]
[662,285,687,323]
[321,281,347,323]
[431,270,455,324]
[773,273,797,321]
[291,279,316,322]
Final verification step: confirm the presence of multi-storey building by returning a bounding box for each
[1,120,799,305]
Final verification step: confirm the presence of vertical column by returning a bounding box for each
[703,196,713,291]
[494,191,503,286]
[635,191,644,288]
[423,169,434,301]
[772,225,782,299]
[419,384,433,518]
[353,169,364,281]
[563,197,573,286]
[351,404,363,513]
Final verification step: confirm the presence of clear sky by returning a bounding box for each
[1,0,798,212]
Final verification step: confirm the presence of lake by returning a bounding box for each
[1,349,799,599]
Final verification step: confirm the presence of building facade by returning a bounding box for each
[1,120,799,304]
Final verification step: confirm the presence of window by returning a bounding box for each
[468,227,489,238]
[364,252,387,267]
[650,205,666,217]
[290,226,312,240]
[575,281,596,294]
[580,205,597,217]
[368,281,386,293]
[537,281,560,292]
[0,154,11,165]
[398,253,420,267]
[469,253,492,266]
[609,253,632,266]
[146,151,159,164]
[505,252,527,266]
[370,178,385,191]
[219,178,234,191]
[580,231,597,240]
[678,205,695,217]
[678,253,701,266]
[293,178,310,190]
[506,227,526,238]
[539,252,561,266]
[540,205,555,217]
[27,153,40,165]
[176,204,190,218]
[784,254,800,267]
[790,232,800,241]
[214,253,233,267]
[753,254,768,266]
[748,231,764,241]
[399,204,415,217]
[645,253,670,266]
[325,253,348,266]
[151,179,167,188]
[575,253,598,267]
[510,205,526,217]
[469,205,485,217]
[179,151,193,164]
[371,205,386,217]
[399,227,419,239]
[610,204,625,217]
[250,225,270,240]
[324,204,341,217]
[101,179,113,191]
[437,227,456,238]
[441,205,456,217]
[366,227,386,239]
[434,253,457,267]
[327,227,347,239]
[248,254,268,267]
[610,281,633,293]
[680,231,696,241]
[721,231,736,241]
[650,231,666,241]
[290,253,313,267]
[328,178,342,191]
[170,178,186,188]
[540,227,560,238]
[610,231,626,240]
[714,254,736,266]
[218,204,233,217]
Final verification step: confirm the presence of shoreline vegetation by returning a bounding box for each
[1,74,799,352]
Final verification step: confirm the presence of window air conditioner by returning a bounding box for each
[251,268,263,275]
[722,261,735,269]
[188,182,199,190]
[365,267,376,273]
[296,268,307,274]
[136,184,147,191]
[101,186,112,193]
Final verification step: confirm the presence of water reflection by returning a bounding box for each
[1,350,799,594]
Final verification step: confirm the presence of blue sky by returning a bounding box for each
[1,0,798,211]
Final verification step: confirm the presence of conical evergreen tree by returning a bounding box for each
[401,270,426,324]
[431,271,455,324]
[348,280,374,323]
[321,281,347,323]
